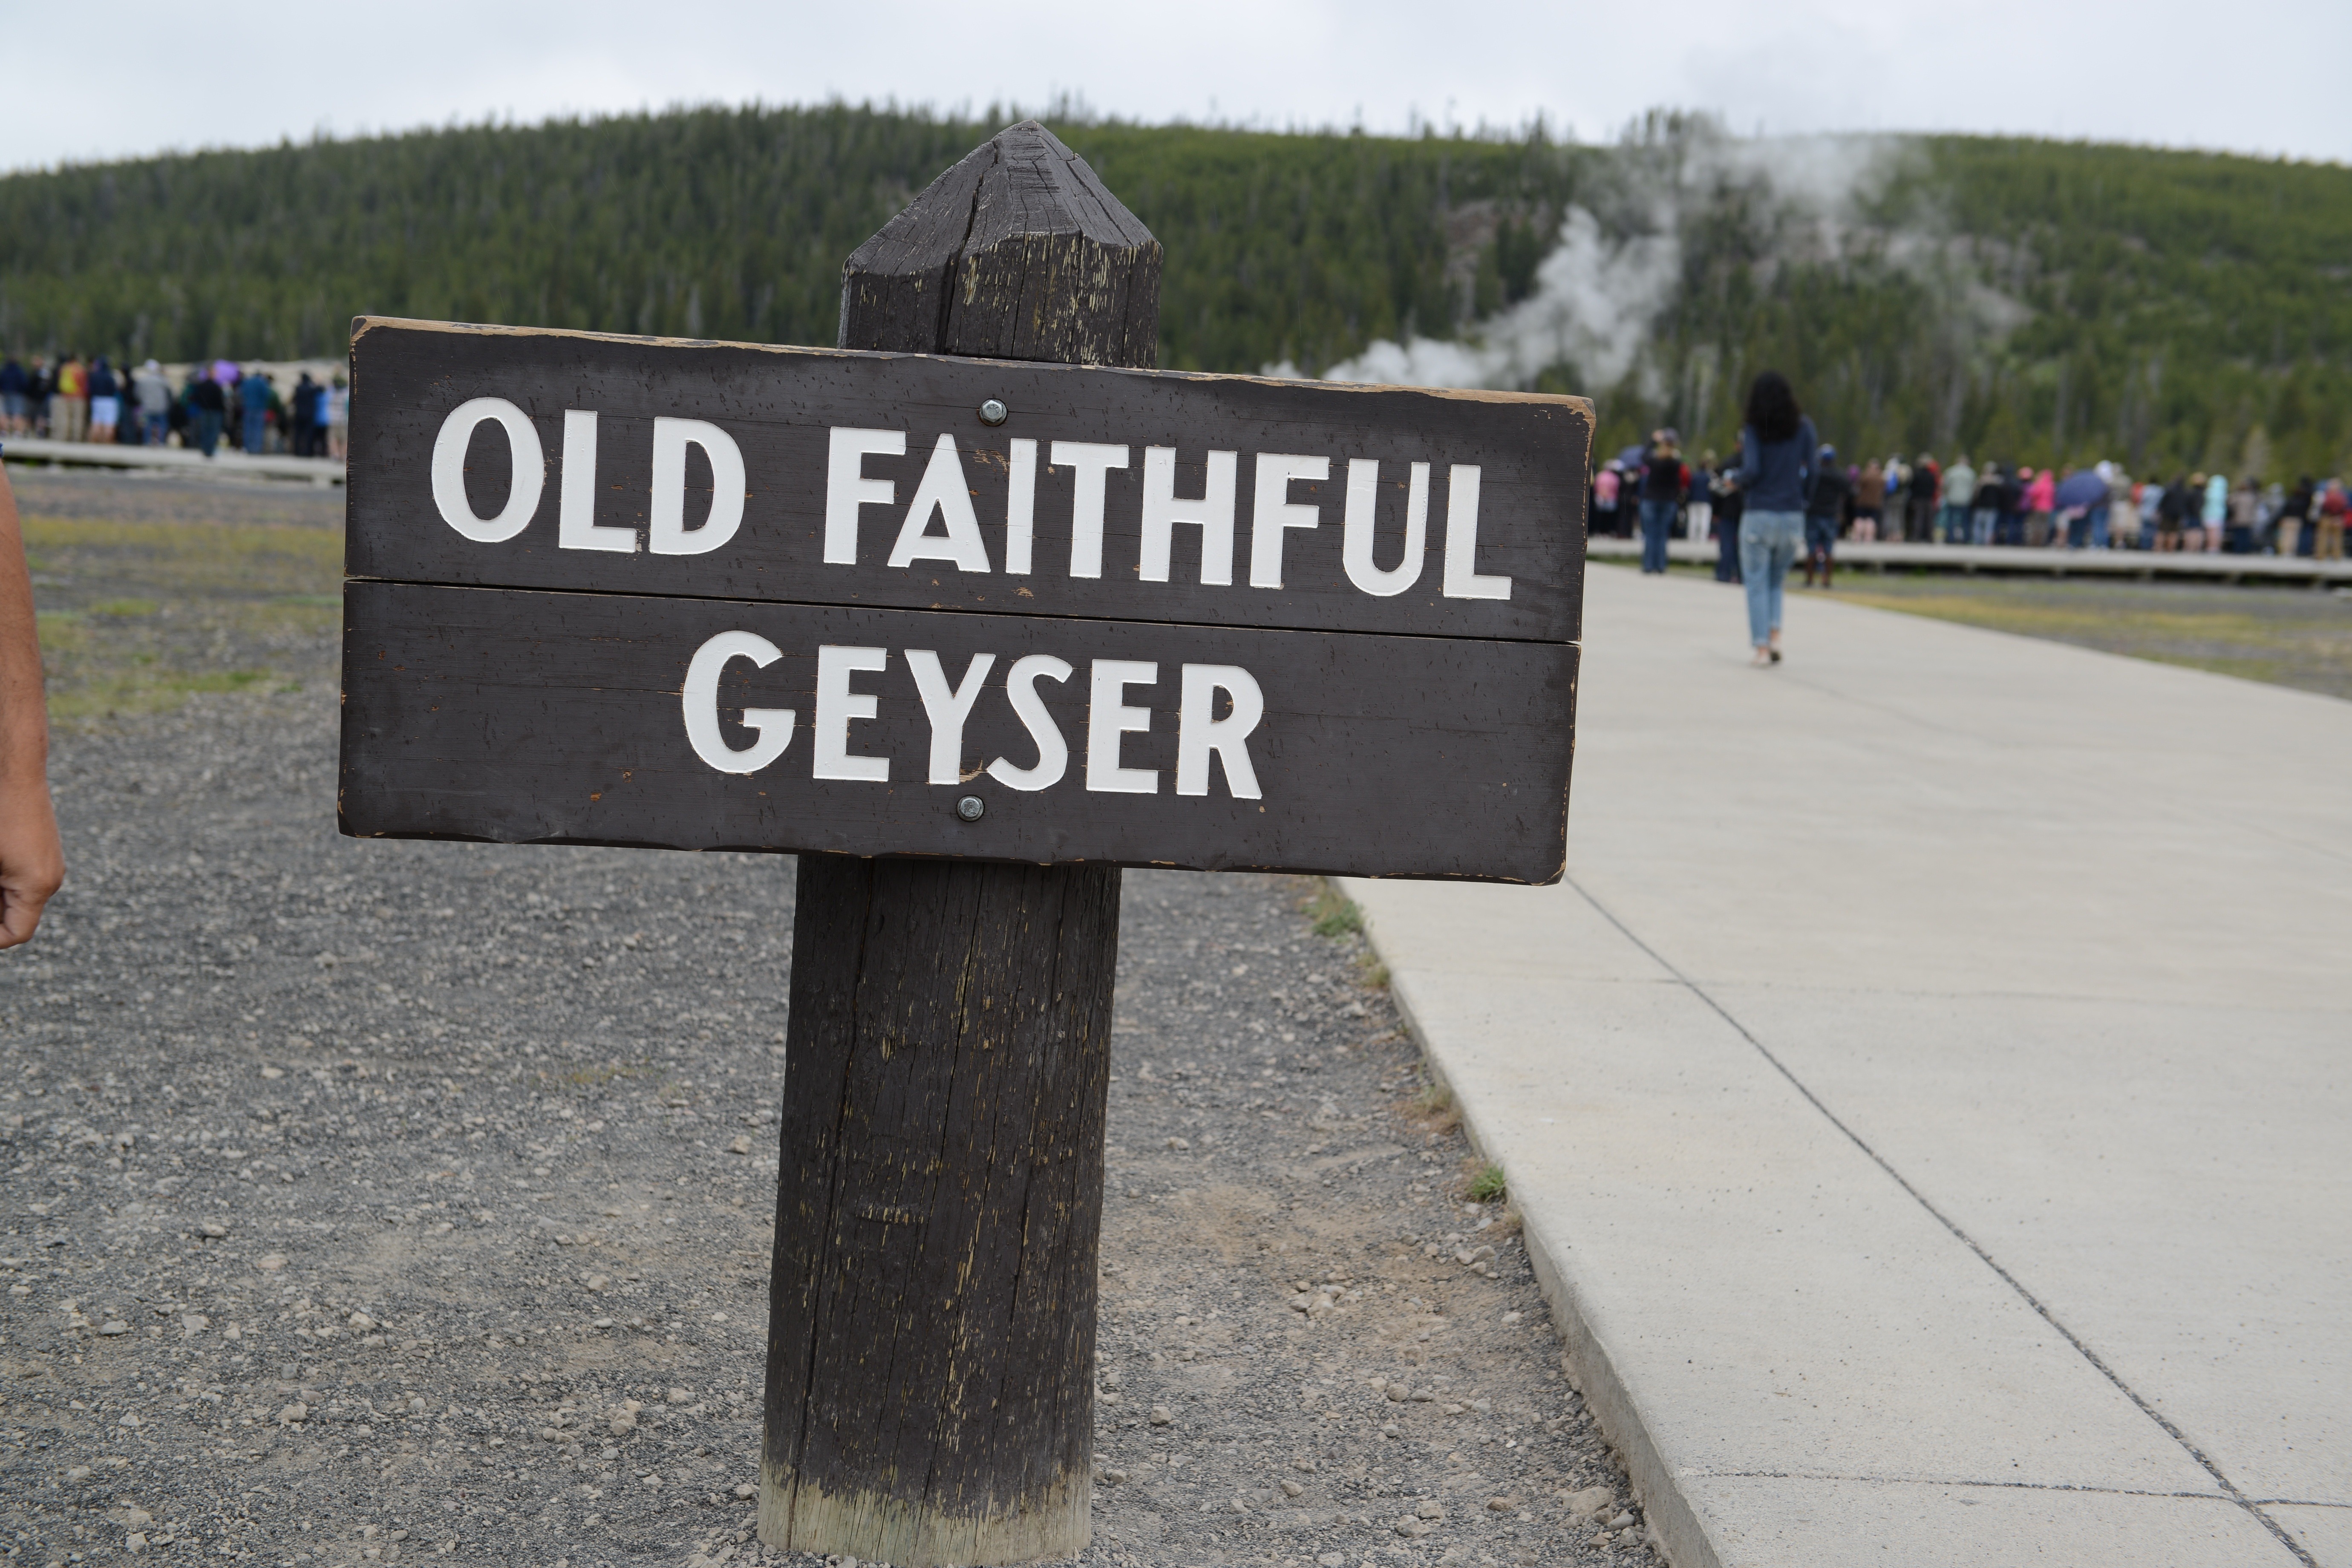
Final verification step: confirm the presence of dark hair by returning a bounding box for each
[1744,371,1801,444]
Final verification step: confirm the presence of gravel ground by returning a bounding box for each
[5,470,1651,1568]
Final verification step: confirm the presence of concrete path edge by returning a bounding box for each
[1341,896,1720,1568]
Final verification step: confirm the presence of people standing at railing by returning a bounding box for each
[1803,444,1849,588]
[239,369,271,455]
[86,357,120,444]
[1850,459,1885,542]
[0,358,26,438]
[2226,477,2262,554]
[134,361,172,446]
[51,355,87,444]
[1937,455,1974,544]
[2317,481,2347,561]
[1907,453,1940,542]
[1712,447,1744,584]
[1591,460,1621,539]
[188,372,226,457]
[2275,479,2313,557]
[1638,429,1689,575]
[2104,466,2140,548]
[326,375,350,460]
[2201,472,2228,554]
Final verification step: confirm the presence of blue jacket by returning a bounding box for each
[240,375,272,412]
[1732,417,1818,513]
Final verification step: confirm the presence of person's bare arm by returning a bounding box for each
[0,463,64,948]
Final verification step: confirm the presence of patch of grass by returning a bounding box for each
[1409,1079,1461,1135]
[1467,1163,1507,1203]
[1308,885,1363,938]
[1834,577,2352,701]
[1355,953,1390,989]
[87,598,161,617]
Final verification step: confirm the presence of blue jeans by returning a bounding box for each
[1740,510,1804,646]
[1937,503,1969,542]
[195,409,223,456]
[243,412,267,454]
[1639,499,1677,572]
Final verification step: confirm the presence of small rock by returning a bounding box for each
[1384,1382,1408,1402]
[125,1533,148,1552]
[587,1274,611,1292]
[1487,1495,1523,1513]
[1149,1405,1172,1427]
[198,1222,229,1239]
[1564,1485,1615,1520]
[727,1136,752,1156]
[126,1509,153,1527]
[277,1402,309,1425]
[667,1387,692,1404]
[348,1311,377,1329]
[64,1466,91,1482]
[1100,1470,1128,1486]
[1394,1516,1432,1538]
[641,1471,662,1488]
[1502,1311,1522,1325]
[261,1066,285,1080]
[1608,1509,1637,1531]
[611,1399,643,1435]
[98,1320,130,1336]
[1280,1479,1303,1497]
[181,1314,210,1334]
[733,1483,758,1498]
[1165,1136,1190,1152]
[257,1254,288,1273]
[1415,1499,1444,1519]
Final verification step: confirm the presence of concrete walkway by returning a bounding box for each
[1586,533,2352,585]
[1342,566,2352,1566]
[3,436,344,484]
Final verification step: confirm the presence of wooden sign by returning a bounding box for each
[340,317,1589,883]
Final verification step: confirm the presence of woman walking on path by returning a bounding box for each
[1731,371,1816,666]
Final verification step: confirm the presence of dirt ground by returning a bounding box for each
[3,469,1655,1568]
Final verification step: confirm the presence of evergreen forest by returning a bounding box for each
[3,103,2347,481]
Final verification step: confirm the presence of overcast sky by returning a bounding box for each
[6,0,2347,173]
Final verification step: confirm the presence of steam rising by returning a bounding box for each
[1282,124,2021,396]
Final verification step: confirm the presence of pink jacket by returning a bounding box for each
[2025,471,2056,511]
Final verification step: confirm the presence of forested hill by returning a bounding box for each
[3,105,2347,478]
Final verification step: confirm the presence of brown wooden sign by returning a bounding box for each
[340,317,1589,882]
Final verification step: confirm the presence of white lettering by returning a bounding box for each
[887,435,992,572]
[988,654,1073,791]
[649,418,746,556]
[812,645,890,781]
[1249,453,1328,588]
[1005,438,1038,575]
[681,631,796,774]
[905,649,997,785]
[1176,664,1264,799]
[1140,447,1238,585]
[1441,464,1510,600]
[559,410,636,553]
[1050,441,1130,579]
[1085,659,1158,794]
[824,428,906,565]
[1341,458,1428,596]
[431,397,544,543]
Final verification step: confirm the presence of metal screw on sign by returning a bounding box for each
[955,796,985,821]
[977,398,1009,426]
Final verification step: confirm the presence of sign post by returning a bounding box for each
[338,121,1588,1565]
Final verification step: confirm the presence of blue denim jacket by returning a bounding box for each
[1733,418,1817,513]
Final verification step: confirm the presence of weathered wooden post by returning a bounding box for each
[759,121,1158,1564]
[338,115,1586,1568]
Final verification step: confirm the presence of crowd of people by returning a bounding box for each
[0,354,347,461]
[1594,431,2352,582]
[1617,370,2352,668]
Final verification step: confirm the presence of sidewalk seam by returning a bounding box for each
[1557,875,2318,1568]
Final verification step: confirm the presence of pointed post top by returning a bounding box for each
[840,120,1162,369]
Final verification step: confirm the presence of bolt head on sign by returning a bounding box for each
[338,321,1589,882]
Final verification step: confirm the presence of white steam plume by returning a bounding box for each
[1277,127,1988,393]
